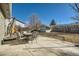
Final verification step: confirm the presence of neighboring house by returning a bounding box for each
[13,17,26,28]
[0,3,11,44]
[40,24,50,32]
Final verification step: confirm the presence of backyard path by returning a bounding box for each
[0,35,79,56]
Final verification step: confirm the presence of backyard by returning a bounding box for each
[0,35,79,56]
[40,32,79,43]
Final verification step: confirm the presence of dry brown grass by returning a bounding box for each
[40,32,79,43]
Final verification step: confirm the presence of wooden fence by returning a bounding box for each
[51,24,79,33]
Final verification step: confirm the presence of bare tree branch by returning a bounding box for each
[28,14,41,30]
[70,3,79,21]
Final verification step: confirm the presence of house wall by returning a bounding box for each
[0,8,5,44]
[0,3,11,45]
[0,8,5,19]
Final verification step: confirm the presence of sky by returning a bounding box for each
[12,3,77,26]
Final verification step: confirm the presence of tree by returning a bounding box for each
[70,3,79,21]
[50,19,56,26]
[28,14,41,30]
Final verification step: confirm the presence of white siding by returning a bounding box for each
[15,20,25,27]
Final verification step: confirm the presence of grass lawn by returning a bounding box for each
[40,32,79,43]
